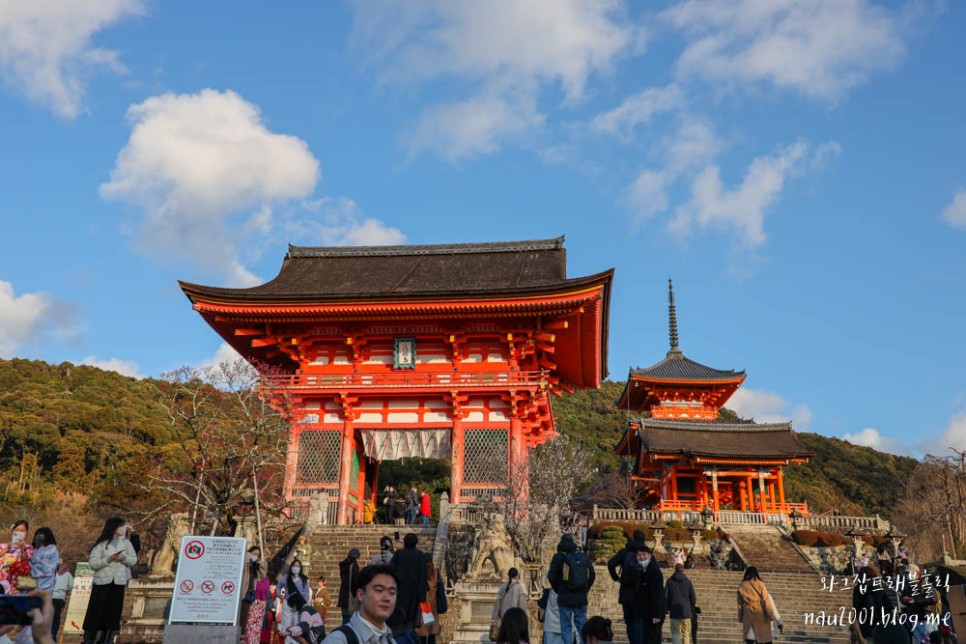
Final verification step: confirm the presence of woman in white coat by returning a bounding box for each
[82,518,137,644]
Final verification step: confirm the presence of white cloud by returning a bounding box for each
[663,0,905,101]
[80,356,142,378]
[941,189,966,229]
[670,140,840,246]
[628,118,720,220]
[842,427,913,456]
[404,93,545,162]
[0,279,80,357]
[197,342,245,372]
[101,89,322,286]
[295,197,406,247]
[590,84,685,139]
[0,0,144,118]
[727,386,812,427]
[921,413,966,456]
[349,0,637,159]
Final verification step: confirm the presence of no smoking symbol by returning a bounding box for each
[180,580,194,594]
[184,540,205,560]
[201,580,215,594]
[222,581,235,594]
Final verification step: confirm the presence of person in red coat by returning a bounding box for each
[419,492,431,526]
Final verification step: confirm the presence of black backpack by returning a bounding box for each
[563,552,592,593]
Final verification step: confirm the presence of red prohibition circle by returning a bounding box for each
[201,580,216,594]
[184,540,206,560]
[221,581,235,594]
[180,580,194,593]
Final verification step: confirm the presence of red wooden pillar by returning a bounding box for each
[451,417,464,504]
[336,420,354,524]
[283,424,301,503]
[356,443,366,524]
[509,416,528,503]
[777,469,786,510]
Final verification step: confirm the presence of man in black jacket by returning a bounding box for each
[626,547,665,644]
[664,564,696,644]
[607,530,645,644]
[548,534,595,644]
[389,533,427,634]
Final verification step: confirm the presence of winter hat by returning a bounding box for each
[347,548,361,559]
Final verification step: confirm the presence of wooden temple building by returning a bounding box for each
[615,281,812,515]
[181,237,612,524]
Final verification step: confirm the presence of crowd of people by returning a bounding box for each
[4,515,960,644]
[0,518,138,644]
[234,531,446,644]
[378,487,433,526]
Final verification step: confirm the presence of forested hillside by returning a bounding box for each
[0,360,918,524]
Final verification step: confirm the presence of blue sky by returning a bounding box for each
[1,1,963,458]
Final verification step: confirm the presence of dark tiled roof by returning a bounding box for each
[631,350,745,381]
[180,236,609,301]
[636,419,813,460]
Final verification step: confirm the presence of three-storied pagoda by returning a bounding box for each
[181,237,612,524]
[615,281,812,514]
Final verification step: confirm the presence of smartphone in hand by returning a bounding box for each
[0,595,43,626]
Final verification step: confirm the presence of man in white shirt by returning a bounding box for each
[322,565,399,644]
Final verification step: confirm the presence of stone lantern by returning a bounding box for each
[650,521,666,554]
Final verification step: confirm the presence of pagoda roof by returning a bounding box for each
[180,237,609,302]
[622,418,813,461]
[630,350,745,382]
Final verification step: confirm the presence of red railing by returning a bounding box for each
[261,370,548,390]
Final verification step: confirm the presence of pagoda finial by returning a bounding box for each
[668,278,682,356]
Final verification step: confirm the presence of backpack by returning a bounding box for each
[296,605,326,644]
[337,624,398,644]
[619,551,643,589]
[562,552,592,593]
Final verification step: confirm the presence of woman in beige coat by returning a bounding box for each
[737,567,782,643]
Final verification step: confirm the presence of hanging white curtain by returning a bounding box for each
[359,429,452,461]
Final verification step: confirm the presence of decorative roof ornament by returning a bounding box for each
[668,278,682,357]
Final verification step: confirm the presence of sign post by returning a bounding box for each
[164,536,246,642]
[61,562,92,640]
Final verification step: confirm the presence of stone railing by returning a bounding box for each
[795,514,889,532]
[591,505,889,532]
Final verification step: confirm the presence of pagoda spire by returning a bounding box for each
[668,278,682,357]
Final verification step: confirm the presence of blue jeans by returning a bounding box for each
[623,603,644,644]
[406,508,418,524]
[559,604,587,644]
[544,632,564,644]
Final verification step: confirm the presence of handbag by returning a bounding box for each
[436,579,448,615]
[244,588,256,603]
[419,601,435,626]
[489,622,500,641]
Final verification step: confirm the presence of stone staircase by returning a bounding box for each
[587,565,851,643]
[305,525,437,628]
[728,525,816,574]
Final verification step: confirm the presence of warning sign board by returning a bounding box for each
[169,536,246,624]
[61,562,93,635]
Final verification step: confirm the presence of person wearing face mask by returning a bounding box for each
[0,520,33,595]
[625,547,665,644]
[82,518,137,644]
[242,546,267,642]
[279,559,312,644]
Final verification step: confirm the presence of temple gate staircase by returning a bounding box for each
[727,525,817,574]
[305,525,437,629]
[587,567,851,643]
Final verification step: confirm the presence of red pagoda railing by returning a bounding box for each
[261,370,548,390]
